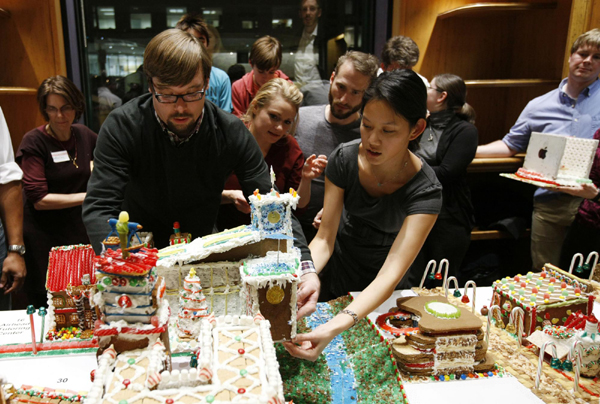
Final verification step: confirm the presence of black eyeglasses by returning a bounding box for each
[428,85,445,93]
[150,80,206,103]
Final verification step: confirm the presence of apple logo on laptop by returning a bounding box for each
[538,147,547,159]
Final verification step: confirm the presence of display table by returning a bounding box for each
[351,287,600,404]
[1,287,598,403]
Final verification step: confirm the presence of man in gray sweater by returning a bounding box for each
[296,51,379,242]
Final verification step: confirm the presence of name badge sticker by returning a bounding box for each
[51,150,70,163]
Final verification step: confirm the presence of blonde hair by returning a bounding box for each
[571,28,600,54]
[144,29,211,86]
[243,78,303,136]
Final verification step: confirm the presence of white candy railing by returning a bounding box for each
[509,306,525,345]
[535,340,558,390]
[586,251,599,280]
[418,259,449,291]
[445,276,459,299]
[463,280,476,313]
[569,253,584,274]
[439,259,450,294]
[158,368,203,389]
[419,260,437,289]
[570,340,584,393]
[485,305,501,345]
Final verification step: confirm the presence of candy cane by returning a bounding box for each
[438,259,450,293]
[419,260,437,289]
[445,276,459,299]
[485,305,502,345]
[569,253,584,274]
[586,251,599,280]
[510,306,525,345]
[463,280,477,313]
[569,340,584,392]
[535,340,558,390]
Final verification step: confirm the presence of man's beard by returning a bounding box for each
[328,90,361,120]
[167,114,196,138]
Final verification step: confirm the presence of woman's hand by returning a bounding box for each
[553,183,599,200]
[221,190,251,213]
[297,272,320,319]
[302,154,328,181]
[282,323,337,361]
[312,208,323,229]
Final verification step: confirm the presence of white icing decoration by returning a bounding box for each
[425,301,461,319]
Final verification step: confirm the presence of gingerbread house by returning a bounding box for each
[45,245,97,334]
[157,189,300,319]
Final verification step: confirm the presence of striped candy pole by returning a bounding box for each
[419,260,437,289]
[535,340,557,390]
[26,305,37,354]
[570,340,584,392]
[510,306,525,345]
[445,276,459,299]
[485,305,501,345]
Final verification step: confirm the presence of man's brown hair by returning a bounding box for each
[249,36,282,71]
[144,29,211,87]
[333,51,379,83]
[175,14,210,47]
[381,36,420,69]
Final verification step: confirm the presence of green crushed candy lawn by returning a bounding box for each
[276,296,406,404]
[276,319,332,404]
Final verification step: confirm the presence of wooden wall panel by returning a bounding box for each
[467,84,559,145]
[0,0,65,153]
[395,0,574,144]
[0,94,41,152]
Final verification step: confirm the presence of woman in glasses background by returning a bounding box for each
[217,78,327,231]
[15,75,97,308]
[404,73,478,287]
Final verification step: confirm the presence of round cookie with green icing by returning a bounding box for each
[425,301,461,319]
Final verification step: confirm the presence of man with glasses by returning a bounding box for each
[82,29,319,319]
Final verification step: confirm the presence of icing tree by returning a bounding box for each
[177,267,209,338]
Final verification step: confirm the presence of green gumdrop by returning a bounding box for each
[103,277,111,285]
[550,358,562,369]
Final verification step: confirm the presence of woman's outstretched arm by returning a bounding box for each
[285,213,438,361]
[307,177,344,273]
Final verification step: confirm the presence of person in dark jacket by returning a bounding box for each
[17,76,97,308]
[406,73,478,285]
[82,29,319,319]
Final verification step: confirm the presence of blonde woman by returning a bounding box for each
[217,78,327,230]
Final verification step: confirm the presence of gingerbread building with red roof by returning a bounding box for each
[45,244,97,334]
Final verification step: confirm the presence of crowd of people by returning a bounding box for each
[0,0,598,360]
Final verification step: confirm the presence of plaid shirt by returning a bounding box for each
[154,109,204,147]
